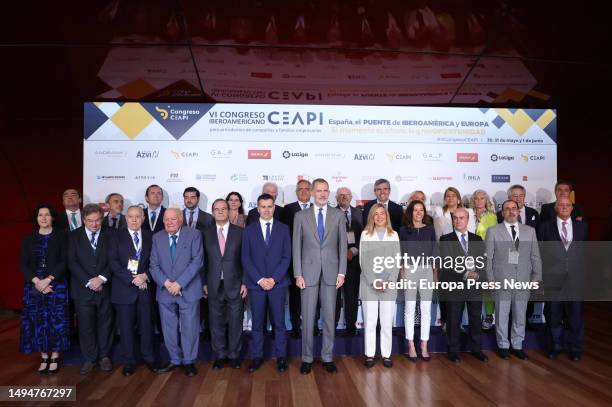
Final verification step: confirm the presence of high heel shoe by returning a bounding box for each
[37,357,50,375]
[47,357,60,375]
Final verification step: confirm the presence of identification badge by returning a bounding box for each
[347,231,355,245]
[508,249,519,265]
[128,258,140,275]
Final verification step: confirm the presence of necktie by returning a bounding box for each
[150,211,157,227]
[317,208,325,241]
[265,222,271,246]
[510,225,519,250]
[188,210,194,228]
[218,227,226,256]
[111,217,117,229]
[518,213,523,224]
[90,231,97,254]
[461,233,468,254]
[302,203,308,210]
[133,231,140,256]
[344,210,350,229]
[562,221,569,249]
[170,235,177,261]
[70,212,78,230]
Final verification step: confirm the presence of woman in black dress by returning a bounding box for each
[20,204,70,375]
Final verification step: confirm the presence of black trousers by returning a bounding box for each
[114,294,155,364]
[75,295,114,363]
[208,281,244,360]
[446,297,482,353]
[342,260,361,330]
[545,301,584,353]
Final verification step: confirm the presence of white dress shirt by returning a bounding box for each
[148,206,161,230]
[299,201,311,210]
[259,217,274,241]
[504,221,520,242]
[84,227,107,285]
[167,228,181,245]
[128,228,142,253]
[184,208,199,228]
[314,204,327,228]
[518,206,526,225]
[66,209,81,230]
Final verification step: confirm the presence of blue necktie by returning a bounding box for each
[265,222,271,246]
[317,208,324,241]
[170,235,177,262]
[302,203,308,210]
[133,232,140,258]
[150,211,156,227]
[461,233,468,254]
[90,231,97,255]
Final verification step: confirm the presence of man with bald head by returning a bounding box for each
[335,186,363,336]
[538,197,588,361]
[246,182,284,225]
[150,208,204,377]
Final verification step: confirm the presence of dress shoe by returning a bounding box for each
[277,358,288,372]
[155,362,179,374]
[548,350,561,359]
[322,361,338,373]
[37,357,50,375]
[382,358,393,368]
[80,361,95,375]
[99,357,113,371]
[212,359,225,370]
[300,362,312,374]
[498,349,510,360]
[511,349,528,360]
[448,352,460,363]
[249,358,263,373]
[184,363,198,377]
[47,357,60,375]
[122,364,135,376]
[406,352,418,362]
[471,351,488,362]
[364,357,375,368]
[230,358,241,369]
[570,352,582,362]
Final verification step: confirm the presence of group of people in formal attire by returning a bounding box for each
[19,178,588,376]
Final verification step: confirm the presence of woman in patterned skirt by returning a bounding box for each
[20,204,70,375]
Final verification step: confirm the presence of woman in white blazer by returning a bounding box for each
[432,187,476,239]
[359,203,401,368]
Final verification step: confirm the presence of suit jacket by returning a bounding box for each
[183,208,214,231]
[280,201,310,237]
[537,219,588,293]
[241,220,291,290]
[246,205,283,225]
[496,206,539,229]
[338,205,364,267]
[68,227,112,302]
[202,223,244,299]
[150,226,204,303]
[108,228,153,304]
[102,213,126,231]
[362,200,403,233]
[485,223,542,284]
[540,201,586,223]
[292,205,347,286]
[358,230,400,301]
[20,229,68,282]
[439,231,486,286]
[143,207,166,234]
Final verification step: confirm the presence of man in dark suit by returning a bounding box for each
[540,180,586,223]
[102,193,126,231]
[280,179,312,337]
[439,208,488,363]
[496,184,540,325]
[68,204,114,374]
[56,188,82,231]
[496,185,540,228]
[108,205,155,376]
[183,186,214,340]
[203,199,247,369]
[362,178,403,233]
[335,186,363,336]
[246,182,283,225]
[183,187,214,230]
[150,208,204,377]
[142,184,166,234]
[538,197,588,361]
[242,194,292,373]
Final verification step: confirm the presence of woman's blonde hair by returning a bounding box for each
[469,189,496,214]
[365,203,394,236]
[442,186,463,213]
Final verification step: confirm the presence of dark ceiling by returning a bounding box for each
[0,0,611,120]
